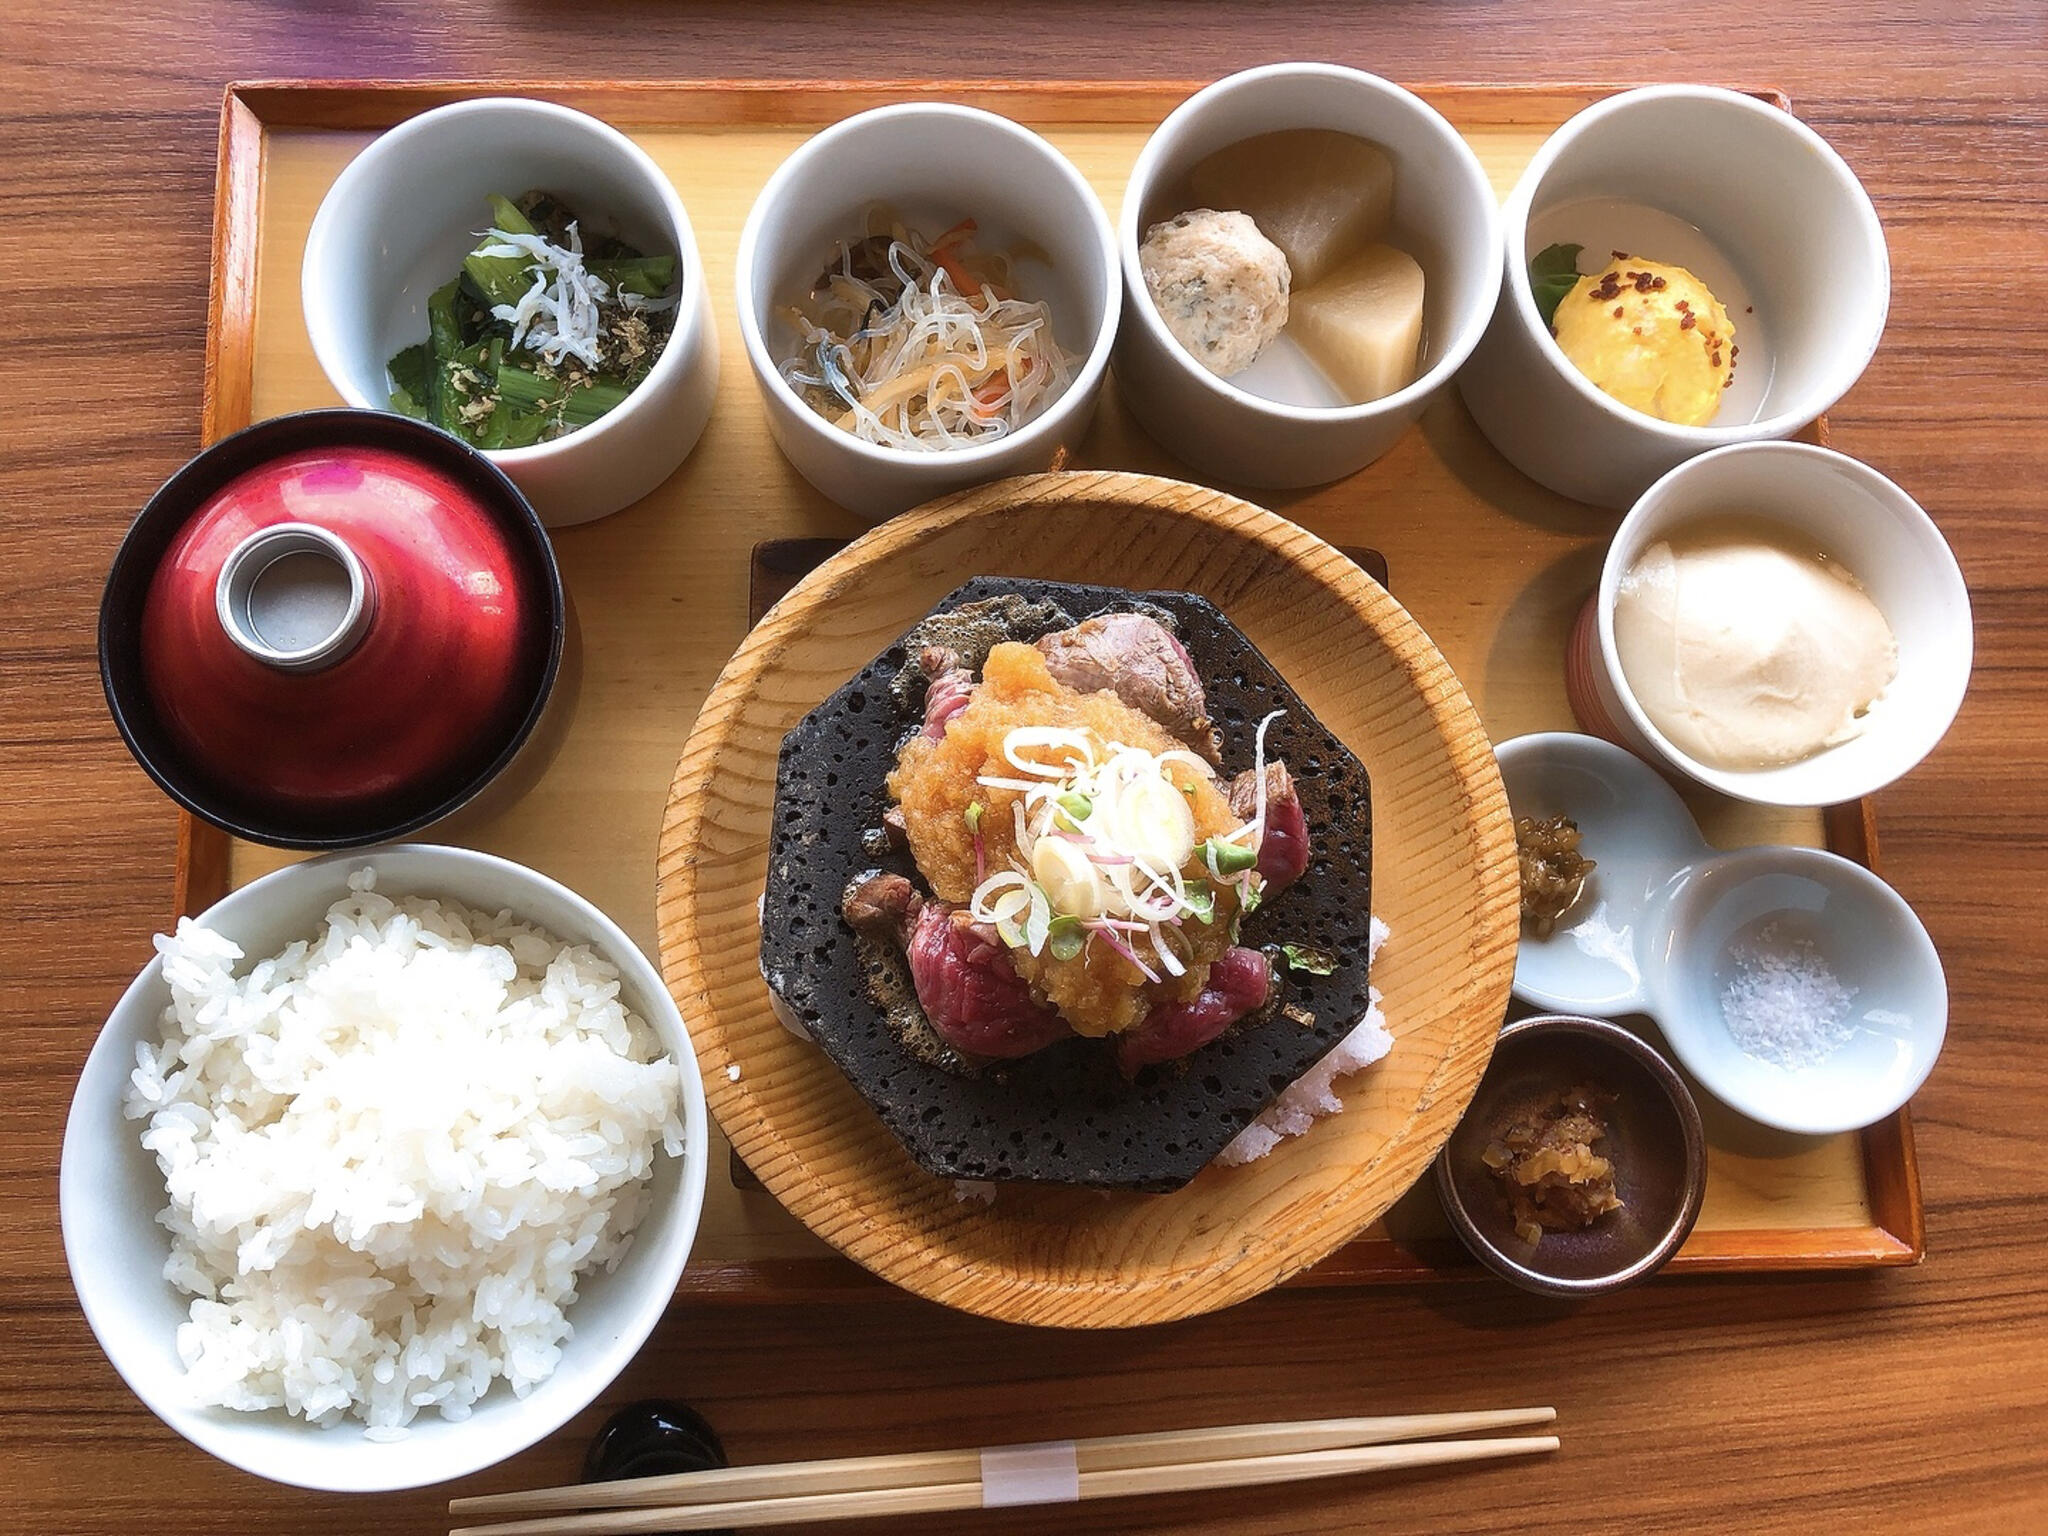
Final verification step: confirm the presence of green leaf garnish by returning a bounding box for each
[1182,881,1215,925]
[1528,242,1584,329]
[1279,942,1337,976]
[965,801,984,833]
[1055,791,1092,827]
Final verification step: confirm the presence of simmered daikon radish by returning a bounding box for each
[1187,130,1396,289]
[1288,243,1426,405]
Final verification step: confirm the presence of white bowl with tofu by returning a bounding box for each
[1115,64,1502,489]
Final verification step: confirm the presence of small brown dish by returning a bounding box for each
[1435,1013,1705,1297]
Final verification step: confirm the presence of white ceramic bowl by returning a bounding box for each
[303,98,719,527]
[1645,844,1948,1136]
[1115,64,1502,489]
[735,103,1119,521]
[1459,86,1889,510]
[1574,441,1972,806]
[60,845,709,1493]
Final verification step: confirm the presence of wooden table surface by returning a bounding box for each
[6,3,2045,1531]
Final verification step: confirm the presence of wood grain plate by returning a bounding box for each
[654,469,1518,1325]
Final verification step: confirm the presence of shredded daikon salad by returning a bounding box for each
[778,216,1079,451]
[967,713,1283,983]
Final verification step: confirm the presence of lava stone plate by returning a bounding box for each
[759,578,1376,1192]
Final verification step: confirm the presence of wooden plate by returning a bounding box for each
[655,469,1517,1326]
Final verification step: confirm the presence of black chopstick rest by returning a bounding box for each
[584,1400,734,1533]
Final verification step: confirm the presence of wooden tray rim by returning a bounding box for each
[180,76,1921,1302]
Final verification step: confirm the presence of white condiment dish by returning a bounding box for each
[1644,842,1947,1136]
[60,845,709,1493]
[1459,86,1889,510]
[1567,441,1973,806]
[303,97,719,527]
[1496,732,1947,1135]
[1497,732,1706,1016]
[735,103,1119,521]
[1116,64,1501,488]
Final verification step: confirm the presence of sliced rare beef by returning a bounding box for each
[1114,945,1275,1077]
[918,645,975,739]
[1228,761,1311,893]
[1035,614,1221,763]
[904,902,1073,1059]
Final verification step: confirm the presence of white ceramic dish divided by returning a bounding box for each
[736,103,1120,521]
[1496,732,1948,1136]
[1459,85,1889,510]
[1573,441,1973,806]
[60,845,710,1493]
[1115,63,1502,489]
[303,97,720,528]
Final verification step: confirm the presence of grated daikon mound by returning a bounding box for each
[122,871,684,1434]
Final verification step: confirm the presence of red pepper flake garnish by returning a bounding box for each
[1611,249,1630,260]
[1680,312,1697,330]
[1613,305,1625,319]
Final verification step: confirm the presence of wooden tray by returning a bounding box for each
[184,78,1922,1298]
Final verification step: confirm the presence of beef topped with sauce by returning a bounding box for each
[841,608,1320,1078]
[763,576,1380,1192]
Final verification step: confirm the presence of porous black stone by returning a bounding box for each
[759,579,1374,1192]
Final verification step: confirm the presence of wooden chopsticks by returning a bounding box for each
[448,1408,1558,1535]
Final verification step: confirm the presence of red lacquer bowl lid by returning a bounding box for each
[101,412,564,848]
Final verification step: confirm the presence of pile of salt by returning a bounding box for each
[1719,920,1858,1069]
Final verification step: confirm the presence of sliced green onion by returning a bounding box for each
[1055,791,1092,826]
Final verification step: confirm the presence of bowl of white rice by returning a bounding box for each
[60,844,708,1492]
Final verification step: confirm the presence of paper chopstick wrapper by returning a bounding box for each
[979,1440,1083,1507]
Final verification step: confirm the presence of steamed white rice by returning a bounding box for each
[122,871,684,1434]
[1216,914,1393,1166]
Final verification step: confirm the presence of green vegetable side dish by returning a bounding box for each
[387,190,679,449]
[1528,242,1585,330]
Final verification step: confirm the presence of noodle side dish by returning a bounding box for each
[778,213,1080,451]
